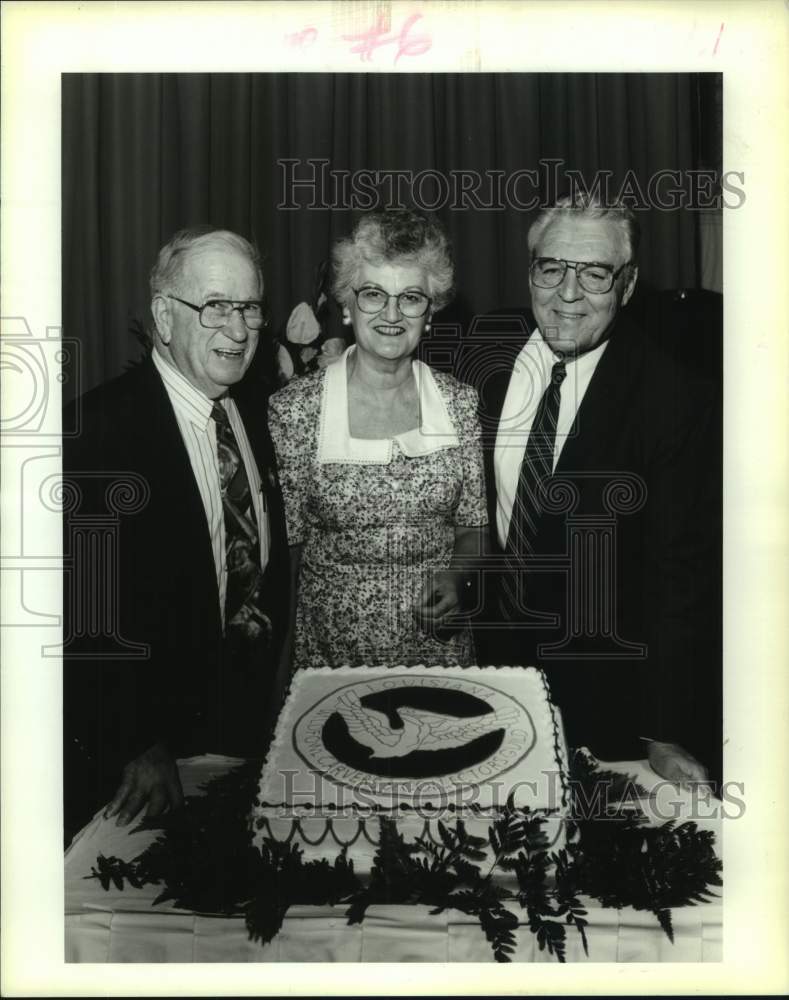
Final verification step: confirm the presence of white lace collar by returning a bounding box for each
[317,346,460,464]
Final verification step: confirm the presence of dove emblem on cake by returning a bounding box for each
[294,674,536,787]
[336,689,520,759]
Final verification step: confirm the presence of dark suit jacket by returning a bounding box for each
[62,358,290,823]
[459,309,722,772]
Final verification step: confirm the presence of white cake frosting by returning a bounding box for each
[251,665,569,868]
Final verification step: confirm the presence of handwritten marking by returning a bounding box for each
[712,22,724,56]
[286,26,319,48]
[341,12,431,64]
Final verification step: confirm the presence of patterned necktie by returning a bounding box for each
[505,356,567,557]
[211,401,271,644]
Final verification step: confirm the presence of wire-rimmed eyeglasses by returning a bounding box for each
[352,286,432,319]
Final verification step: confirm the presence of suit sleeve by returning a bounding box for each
[62,386,164,824]
[642,372,721,767]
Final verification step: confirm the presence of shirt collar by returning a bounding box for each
[318,346,460,464]
[153,349,217,429]
[532,326,609,375]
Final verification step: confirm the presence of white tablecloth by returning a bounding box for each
[65,755,722,963]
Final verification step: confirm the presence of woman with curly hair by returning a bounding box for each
[269,209,487,669]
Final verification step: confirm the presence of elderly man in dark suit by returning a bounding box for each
[63,227,291,836]
[464,195,720,785]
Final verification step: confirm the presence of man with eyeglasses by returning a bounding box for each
[470,193,721,787]
[63,227,291,837]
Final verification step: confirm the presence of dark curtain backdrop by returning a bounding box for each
[63,72,710,399]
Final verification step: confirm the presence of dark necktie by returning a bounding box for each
[211,401,271,644]
[505,356,567,558]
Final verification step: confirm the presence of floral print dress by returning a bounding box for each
[268,347,488,669]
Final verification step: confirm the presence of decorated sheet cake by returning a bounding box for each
[81,663,722,963]
[251,665,570,870]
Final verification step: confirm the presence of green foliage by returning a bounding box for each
[245,841,361,945]
[88,755,722,963]
[573,815,722,942]
[553,848,589,956]
[87,854,144,891]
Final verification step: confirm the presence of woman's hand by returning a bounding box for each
[414,570,463,627]
[414,528,487,631]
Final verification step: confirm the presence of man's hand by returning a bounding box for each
[104,743,184,827]
[414,570,462,626]
[647,740,710,789]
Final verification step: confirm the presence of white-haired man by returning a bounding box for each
[63,227,291,836]
[467,195,720,786]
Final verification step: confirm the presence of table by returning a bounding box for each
[65,755,722,963]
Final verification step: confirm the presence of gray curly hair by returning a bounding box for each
[331,209,455,312]
[527,191,641,264]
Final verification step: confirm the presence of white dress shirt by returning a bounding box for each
[494,328,609,549]
[152,349,269,627]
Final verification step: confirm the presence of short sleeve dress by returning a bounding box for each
[268,347,488,669]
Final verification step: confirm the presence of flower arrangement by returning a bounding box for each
[275,259,348,385]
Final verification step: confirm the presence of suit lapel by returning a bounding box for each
[134,359,221,612]
[472,310,534,537]
[555,316,643,474]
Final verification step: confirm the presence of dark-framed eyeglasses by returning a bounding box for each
[167,296,268,330]
[352,286,432,319]
[530,257,630,294]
